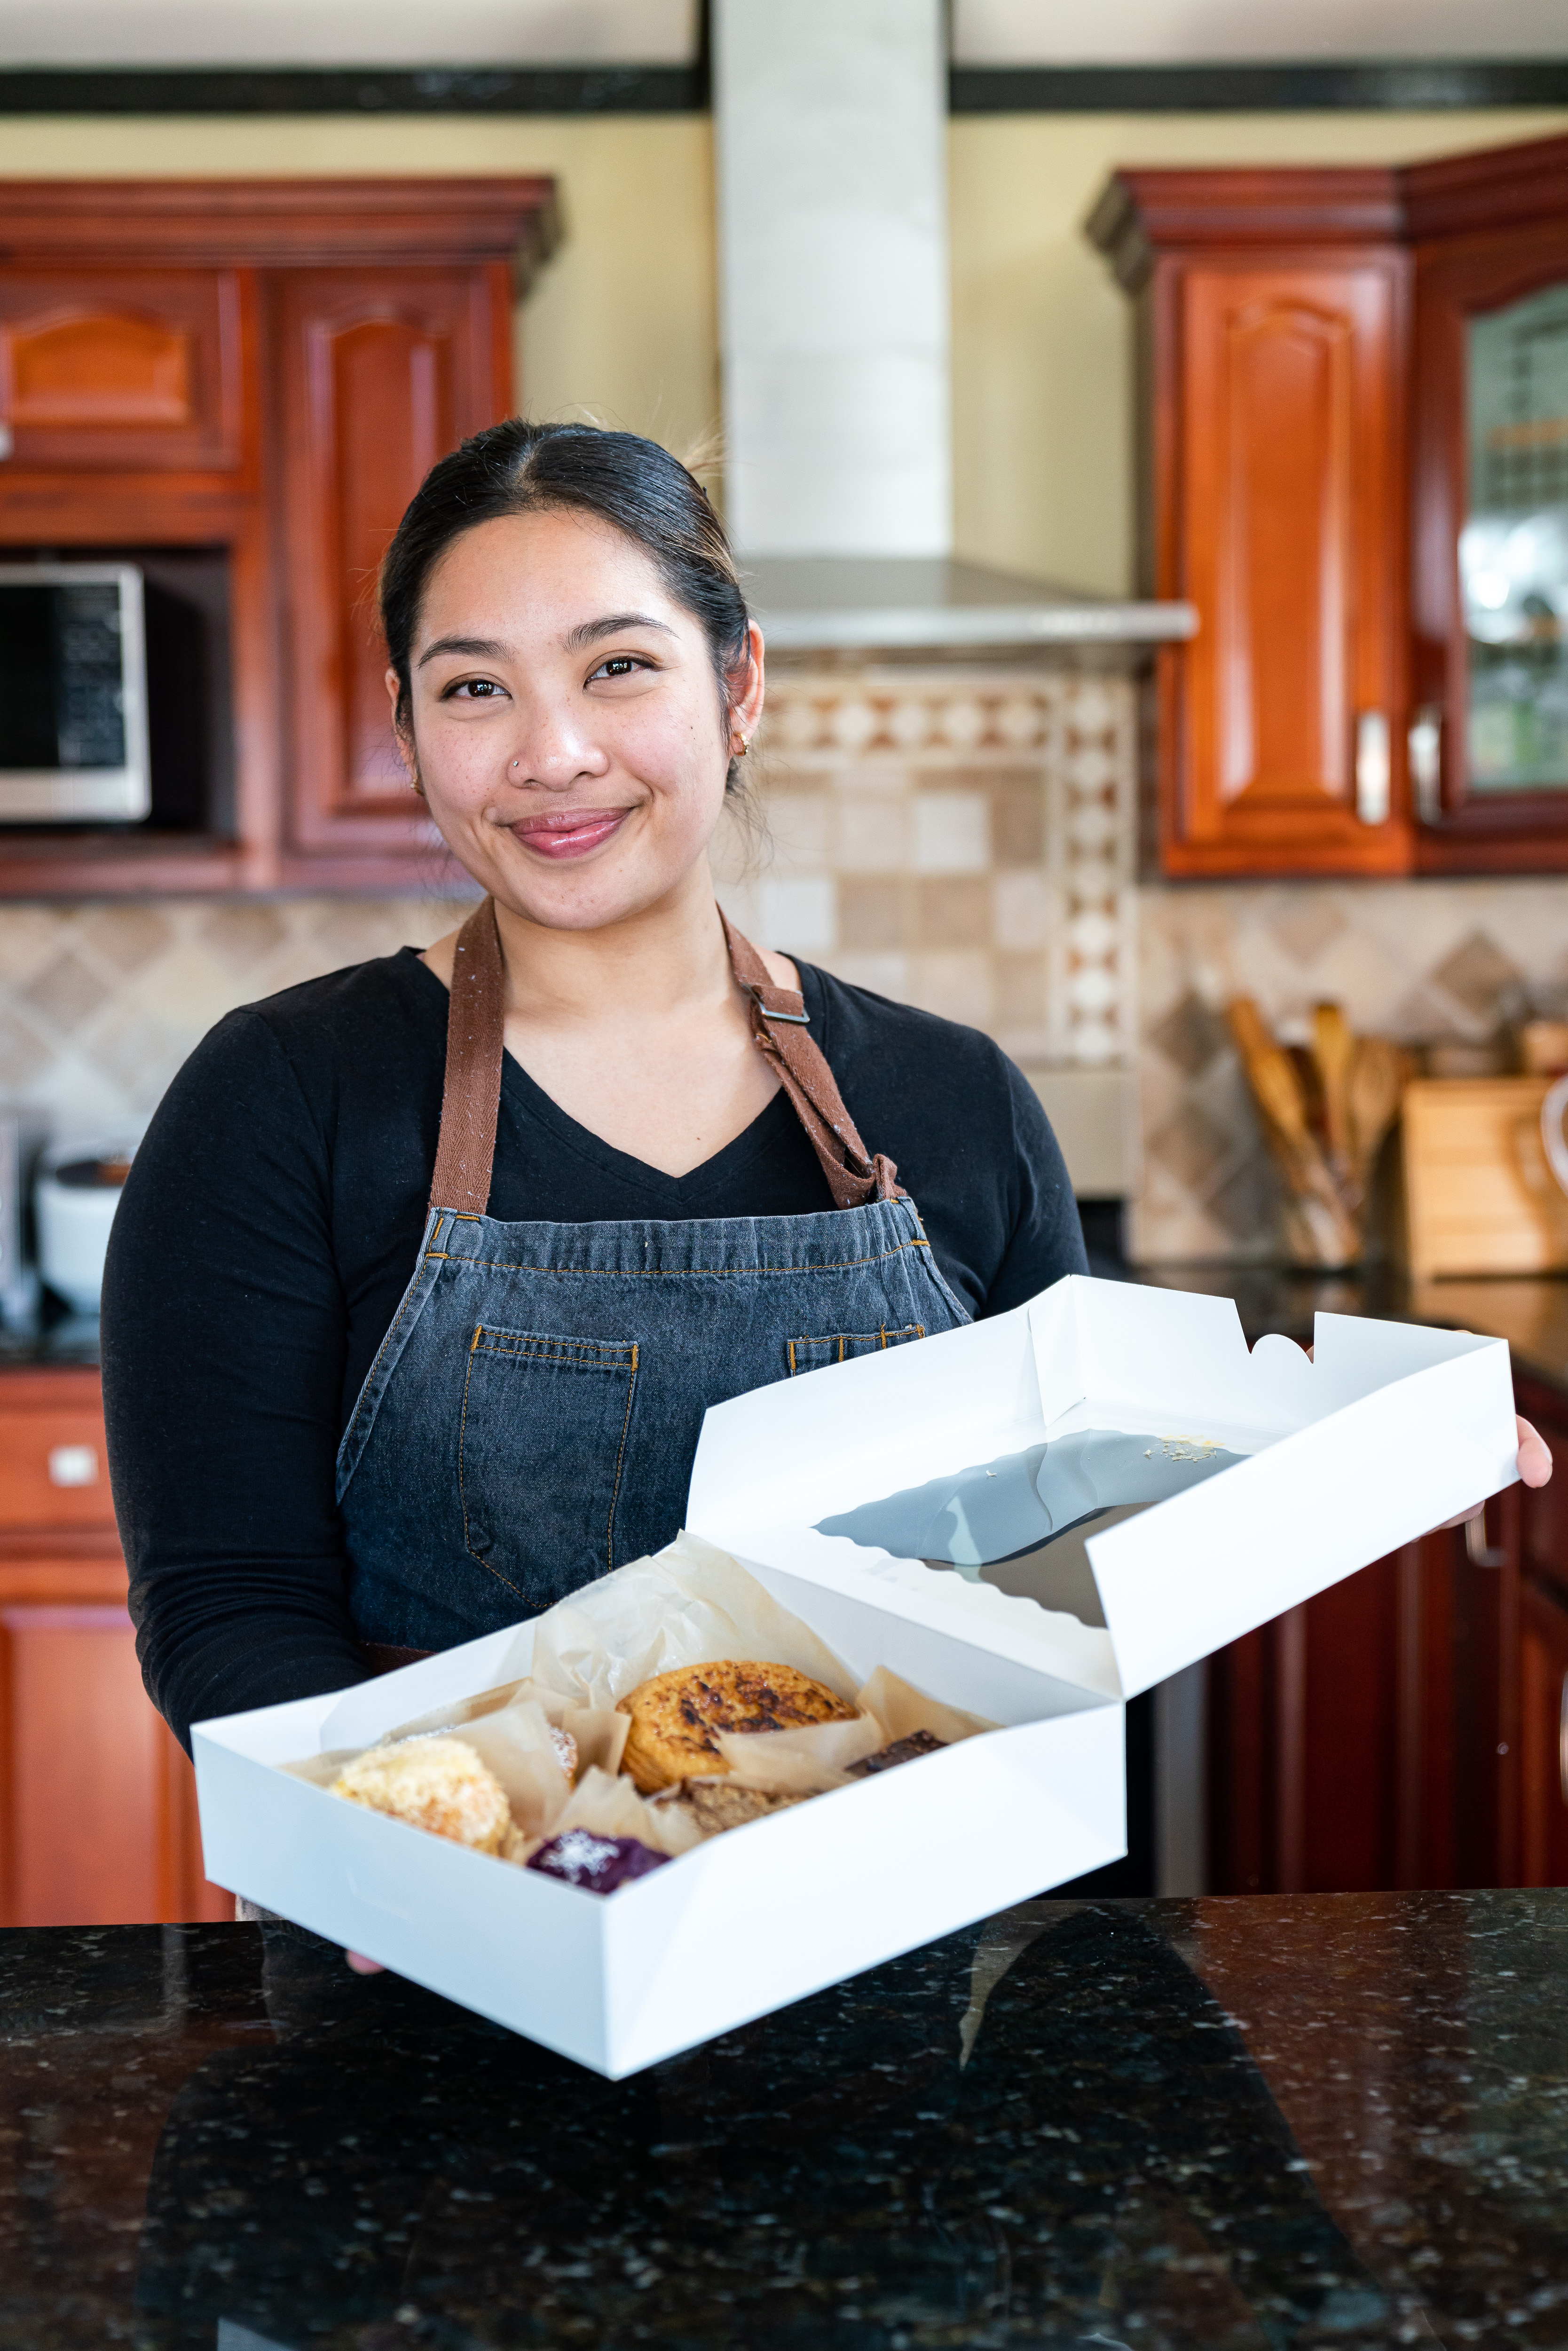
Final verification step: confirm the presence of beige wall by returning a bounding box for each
[0,113,719,458]
[948,108,1568,598]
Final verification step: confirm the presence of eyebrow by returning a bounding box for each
[563,611,676,652]
[416,612,678,669]
[417,634,508,668]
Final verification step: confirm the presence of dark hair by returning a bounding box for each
[379,417,752,786]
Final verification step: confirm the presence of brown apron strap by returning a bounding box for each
[721,913,903,1210]
[427,897,506,1216]
[427,896,901,1216]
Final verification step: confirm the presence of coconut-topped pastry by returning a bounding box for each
[617,1660,856,1791]
[331,1736,511,1854]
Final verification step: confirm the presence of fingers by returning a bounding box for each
[1517,1415,1553,1489]
[346,1950,386,1975]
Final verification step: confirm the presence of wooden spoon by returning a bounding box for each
[1226,999,1360,1261]
[1347,1035,1406,1195]
[1312,1002,1355,1174]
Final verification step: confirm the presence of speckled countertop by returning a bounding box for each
[5,1891,1567,2348]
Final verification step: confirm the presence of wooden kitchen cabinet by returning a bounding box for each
[1090,130,1568,879]
[276,265,512,860]
[1208,1366,1568,1895]
[0,179,555,898]
[0,1366,229,1925]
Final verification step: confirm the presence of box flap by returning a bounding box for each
[687,1275,1520,1705]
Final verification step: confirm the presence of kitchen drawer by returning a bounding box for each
[0,1372,115,1532]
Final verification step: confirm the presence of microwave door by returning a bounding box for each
[0,564,150,823]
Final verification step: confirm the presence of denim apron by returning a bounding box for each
[335,900,970,1658]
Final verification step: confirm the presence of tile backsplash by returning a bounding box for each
[0,894,474,1140]
[1136,879,1568,1262]
[3,654,1568,1266]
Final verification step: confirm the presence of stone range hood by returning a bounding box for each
[713,0,1193,655]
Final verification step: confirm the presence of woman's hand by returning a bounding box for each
[346,1951,385,1975]
[1439,1414,1551,1531]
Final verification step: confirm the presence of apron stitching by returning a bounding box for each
[423,1236,930,1280]
[339,1212,448,1471]
[457,1342,528,1597]
[606,1341,639,1572]
[474,1335,636,1368]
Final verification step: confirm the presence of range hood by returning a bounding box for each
[712,0,1193,654]
[744,556,1193,652]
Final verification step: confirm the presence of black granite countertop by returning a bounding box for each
[5,1891,1568,2348]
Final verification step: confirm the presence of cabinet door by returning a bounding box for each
[1207,1509,1525,1895]
[0,268,244,471]
[1520,1576,1568,1886]
[0,1559,230,1926]
[1160,257,1410,877]
[276,265,513,860]
[1410,226,1568,872]
[1208,1536,1451,1893]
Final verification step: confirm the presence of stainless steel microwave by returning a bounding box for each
[0,562,150,822]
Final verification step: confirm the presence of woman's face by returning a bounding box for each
[392,506,764,931]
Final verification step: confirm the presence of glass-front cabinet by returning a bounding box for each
[1094,130,1568,877]
[1411,134,1568,870]
[1462,285,1568,795]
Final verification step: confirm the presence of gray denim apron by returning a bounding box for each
[335,900,970,1659]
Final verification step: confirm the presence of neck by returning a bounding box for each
[490,860,733,1026]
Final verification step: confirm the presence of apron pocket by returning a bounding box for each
[459,1325,639,1597]
[785,1323,925,1375]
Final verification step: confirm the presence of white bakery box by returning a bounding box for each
[192,1276,1518,2079]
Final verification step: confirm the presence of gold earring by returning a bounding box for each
[733,733,750,757]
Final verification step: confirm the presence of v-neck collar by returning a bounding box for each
[405,947,828,1207]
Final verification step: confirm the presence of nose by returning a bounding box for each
[503,687,608,792]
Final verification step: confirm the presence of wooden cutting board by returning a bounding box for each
[1402,1077,1568,1278]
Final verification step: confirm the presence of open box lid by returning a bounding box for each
[686,1276,1519,1704]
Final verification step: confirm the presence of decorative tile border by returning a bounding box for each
[716,664,1139,1072]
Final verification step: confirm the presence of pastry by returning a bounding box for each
[678,1778,805,1835]
[526,1830,669,1892]
[845,1729,947,1777]
[617,1660,857,1791]
[331,1736,511,1854]
[549,1722,578,1780]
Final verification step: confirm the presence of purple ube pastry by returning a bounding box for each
[526,1829,670,1893]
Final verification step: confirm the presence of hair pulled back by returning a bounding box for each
[379,417,752,784]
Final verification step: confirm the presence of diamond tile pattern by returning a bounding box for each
[1136,881,1568,1263]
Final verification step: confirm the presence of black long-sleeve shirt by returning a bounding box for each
[102,948,1087,1748]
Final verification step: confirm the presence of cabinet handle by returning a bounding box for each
[1409,705,1443,825]
[1560,1671,1568,1808]
[0,422,12,462]
[47,1442,99,1488]
[1465,1506,1508,1569]
[1355,710,1391,825]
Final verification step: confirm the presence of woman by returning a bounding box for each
[103,419,1090,1745]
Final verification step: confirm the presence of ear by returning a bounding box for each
[386,666,422,792]
[728,622,766,743]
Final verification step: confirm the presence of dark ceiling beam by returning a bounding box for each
[950,58,1568,112]
[0,56,1562,116]
[0,63,707,113]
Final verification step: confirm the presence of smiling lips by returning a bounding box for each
[512,806,629,860]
